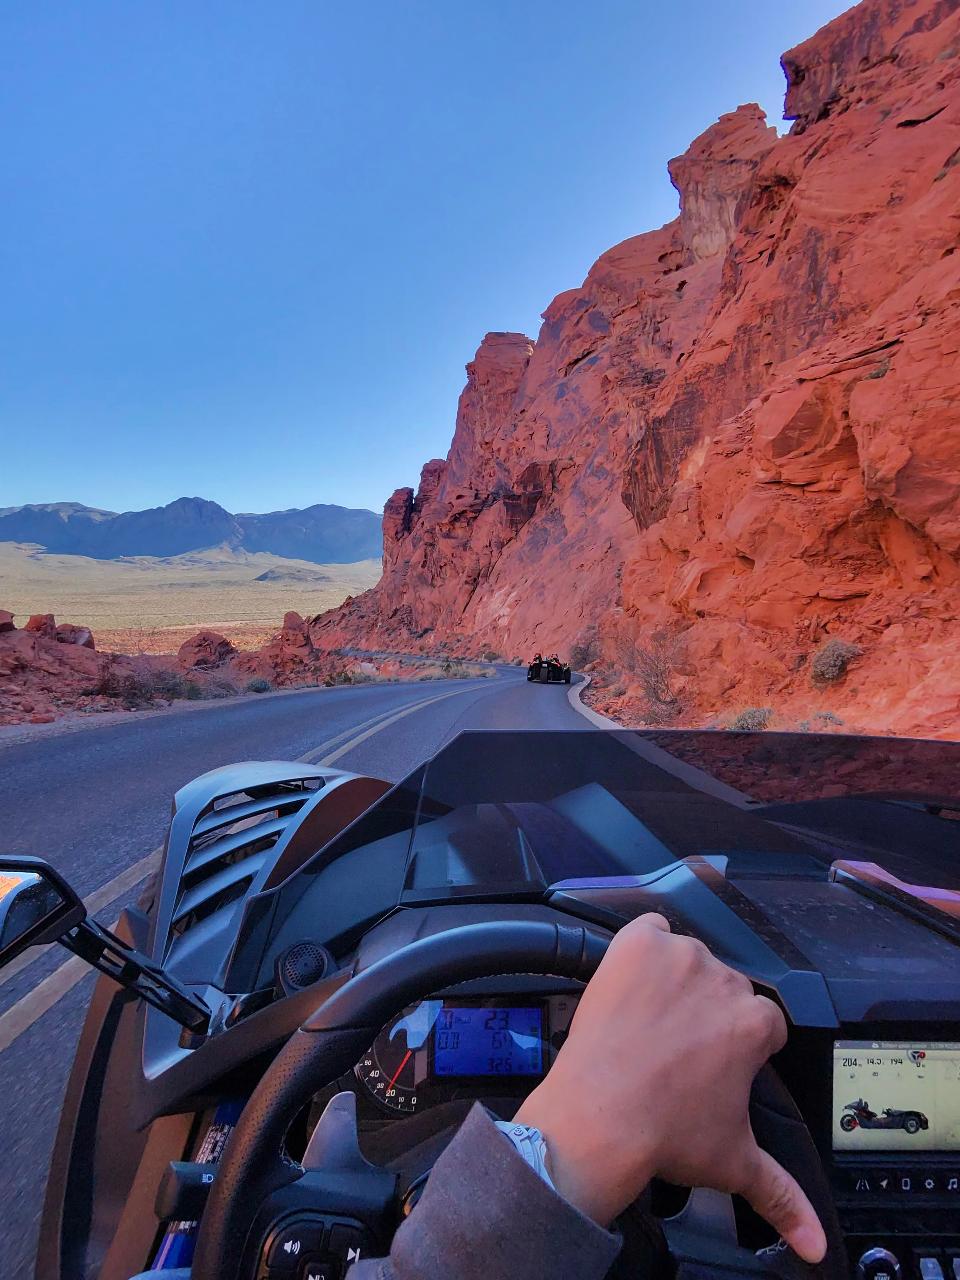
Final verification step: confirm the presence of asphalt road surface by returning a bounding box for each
[0,667,592,1278]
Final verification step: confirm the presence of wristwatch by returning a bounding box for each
[494,1120,556,1190]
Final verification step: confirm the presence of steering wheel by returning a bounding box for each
[192,920,847,1280]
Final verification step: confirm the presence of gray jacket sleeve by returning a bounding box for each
[348,1103,621,1280]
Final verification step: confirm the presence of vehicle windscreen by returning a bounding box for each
[247,730,960,968]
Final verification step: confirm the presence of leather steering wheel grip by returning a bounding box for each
[192,920,611,1279]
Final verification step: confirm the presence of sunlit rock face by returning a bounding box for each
[316,0,960,738]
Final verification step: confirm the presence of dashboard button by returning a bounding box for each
[857,1247,902,1280]
[944,1174,960,1193]
[916,1259,944,1280]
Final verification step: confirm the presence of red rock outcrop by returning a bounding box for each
[177,630,237,670]
[316,0,960,738]
[233,610,339,686]
[55,623,95,649]
[0,612,121,724]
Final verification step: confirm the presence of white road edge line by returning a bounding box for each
[567,673,618,727]
[0,681,482,1052]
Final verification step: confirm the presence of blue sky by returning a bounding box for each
[3,1,850,516]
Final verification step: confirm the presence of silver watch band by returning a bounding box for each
[494,1120,556,1191]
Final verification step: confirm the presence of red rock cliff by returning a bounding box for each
[316,0,960,738]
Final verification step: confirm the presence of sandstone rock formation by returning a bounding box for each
[233,610,337,686]
[0,611,119,724]
[315,0,960,738]
[177,630,237,670]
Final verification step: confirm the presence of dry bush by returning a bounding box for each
[620,630,687,723]
[569,628,601,670]
[729,707,773,732]
[811,638,862,683]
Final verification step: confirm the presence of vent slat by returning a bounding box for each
[192,792,310,840]
[167,776,325,949]
[185,818,288,878]
[173,854,267,928]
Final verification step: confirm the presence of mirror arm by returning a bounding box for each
[60,918,211,1033]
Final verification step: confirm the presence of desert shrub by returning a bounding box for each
[481,649,502,662]
[570,629,601,670]
[512,656,523,666]
[815,709,844,726]
[625,631,687,723]
[610,683,627,698]
[729,707,773,732]
[204,679,238,699]
[245,677,273,694]
[811,638,861,683]
[149,669,188,700]
[183,680,204,700]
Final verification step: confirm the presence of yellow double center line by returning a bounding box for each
[0,682,479,1054]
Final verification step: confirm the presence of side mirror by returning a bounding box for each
[0,853,210,1032]
[0,855,87,966]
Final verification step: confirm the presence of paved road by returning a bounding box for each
[0,668,589,1278]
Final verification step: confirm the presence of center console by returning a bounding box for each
[829,1040,960,1280]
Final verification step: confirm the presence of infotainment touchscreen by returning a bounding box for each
[833,1041,960,1151]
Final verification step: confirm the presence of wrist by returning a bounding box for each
[514,1086,655,1227]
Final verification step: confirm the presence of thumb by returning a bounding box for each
[740,1145,827,1264]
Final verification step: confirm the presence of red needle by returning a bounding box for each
[387,1049,412,1090]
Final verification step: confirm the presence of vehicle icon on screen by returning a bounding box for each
[840,1099,929,1135]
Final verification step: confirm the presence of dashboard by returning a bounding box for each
[331,1000,960,1280]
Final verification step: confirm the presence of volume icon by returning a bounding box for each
[283,1239,301,1257]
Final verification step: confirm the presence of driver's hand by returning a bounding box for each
[514,914,827,1262]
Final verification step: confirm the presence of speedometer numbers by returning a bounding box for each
[355,1041,421,1113]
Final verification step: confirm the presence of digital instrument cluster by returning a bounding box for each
[354,994,577,1114]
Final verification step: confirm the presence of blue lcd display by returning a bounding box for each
[433,1006,543,1076]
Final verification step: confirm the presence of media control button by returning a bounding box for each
[327,1222,369,1270]
[266,1218,326,1269]
[898,1174,915,1193]
[300,1262,337,1280]
[944,1174,959,1193]
[857,1246,901,1280]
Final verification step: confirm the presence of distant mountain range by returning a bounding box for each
[0,497,382,565]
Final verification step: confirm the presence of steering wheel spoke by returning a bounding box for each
[239,1093,396,1279]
